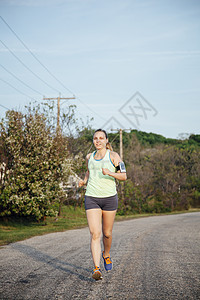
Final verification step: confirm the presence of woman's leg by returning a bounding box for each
[102,210,117,256]
[86,208,102,267]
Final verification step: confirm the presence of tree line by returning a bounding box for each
[73,128,200,214]
[0,103,199,220]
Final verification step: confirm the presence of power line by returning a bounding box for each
[75,95,107,122]
[43,95,75,133]
[110,128,131,160]
[0,103,10,110]
[0,39,60,94]
[0,77,37,101]
[0,63,43,96]
[0,15,73,96]
[0,16,107,122]
[0,40,105,121]
[110,131,120,144]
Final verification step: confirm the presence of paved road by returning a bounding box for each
[0,212,200,300]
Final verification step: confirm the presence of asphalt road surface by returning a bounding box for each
[0,212,200,300]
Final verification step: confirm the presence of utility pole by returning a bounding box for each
[119,128,123,160]
[43,94,75,133]
[111,128,130,160]
[111,128,130,206]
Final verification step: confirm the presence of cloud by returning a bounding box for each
[0,0,66,7]
[132,50,200,57]
[89,50,200,64]
[0,0,94,7]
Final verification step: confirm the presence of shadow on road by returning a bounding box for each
[11,243,93,283]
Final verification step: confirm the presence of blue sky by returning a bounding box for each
[0,0,200,138]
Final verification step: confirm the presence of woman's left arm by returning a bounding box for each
[102,152,127,181]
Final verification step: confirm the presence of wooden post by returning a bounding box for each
[57,95,60,133]
[120,128,123,160]
[43,95,75,133]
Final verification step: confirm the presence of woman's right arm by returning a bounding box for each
[78,153,91,187]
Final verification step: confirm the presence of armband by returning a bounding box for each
[115,162,126,173]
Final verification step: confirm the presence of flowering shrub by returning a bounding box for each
[0,106,70,220]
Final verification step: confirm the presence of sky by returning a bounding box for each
[0,0,200,139]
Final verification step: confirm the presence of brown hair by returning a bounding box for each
[94,128,113,151]
[106,142,113,151]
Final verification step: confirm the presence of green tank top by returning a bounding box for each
[85,149,117,197]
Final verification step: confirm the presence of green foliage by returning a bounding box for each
[130,130,177,146]
[103,129,199,214]
[0,205,88,246]
[70,128,200,215]
[129,130,200,149]
[1,102,199,221]
[188,134,200,146]
[0,104,71,221]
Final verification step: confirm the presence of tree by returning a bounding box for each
[0,103,71,220]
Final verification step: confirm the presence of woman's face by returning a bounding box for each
[93,131,108,150]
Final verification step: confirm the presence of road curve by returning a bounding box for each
[0,212,200,300]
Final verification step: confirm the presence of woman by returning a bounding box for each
[79,129,127,280]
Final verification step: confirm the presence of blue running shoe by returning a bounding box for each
[102,251,112,271]
[92,266,103,280]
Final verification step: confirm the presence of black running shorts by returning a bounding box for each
[84,194,118,211]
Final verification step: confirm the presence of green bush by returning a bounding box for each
[0,106,70,220]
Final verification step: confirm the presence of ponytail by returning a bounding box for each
[106,142,113,151]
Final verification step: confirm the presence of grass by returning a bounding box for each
[0,206,199,247]
[0,205,88,246]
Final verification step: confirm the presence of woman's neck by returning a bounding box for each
[95,148,107,159]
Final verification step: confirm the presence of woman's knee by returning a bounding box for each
[91,231,101,240]
[103,231,112,239]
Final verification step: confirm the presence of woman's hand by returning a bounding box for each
[79,179,86,187]
[102,167,127,181]
[102,168,111,176]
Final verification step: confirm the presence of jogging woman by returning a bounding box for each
[79,129,127,280]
